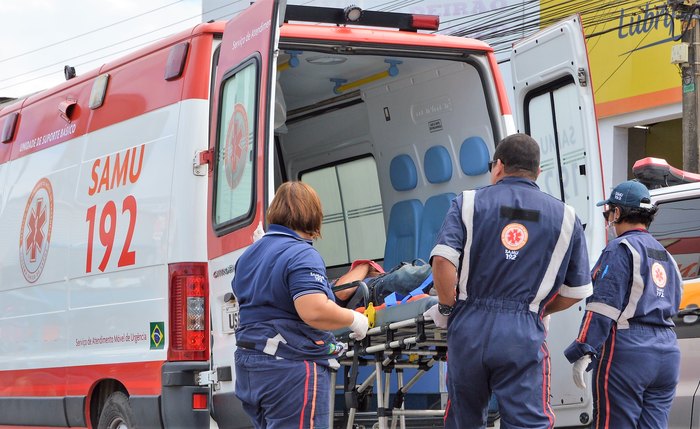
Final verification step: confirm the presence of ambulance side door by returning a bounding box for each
[206,0,284,426]
[511,15,604,427]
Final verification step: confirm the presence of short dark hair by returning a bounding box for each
[267,181,323,239]
[609,204,658,228]
[492,133,540,179]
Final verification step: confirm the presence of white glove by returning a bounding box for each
[252,222,265,242]
[572,355,592,389]
[542,314,551,331]
[423,304,448,329]
[349,311,369,340]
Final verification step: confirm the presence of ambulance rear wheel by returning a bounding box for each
[97,391,136,429]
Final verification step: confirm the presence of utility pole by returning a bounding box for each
[676,0,700,172]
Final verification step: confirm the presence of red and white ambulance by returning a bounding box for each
[0,0,607,427]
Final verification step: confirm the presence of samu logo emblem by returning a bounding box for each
[501,223,528,251]
[19,178,54,283]
[501,222,528,260]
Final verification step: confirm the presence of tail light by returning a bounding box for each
[169,262,209,361]
[411,14,440,31]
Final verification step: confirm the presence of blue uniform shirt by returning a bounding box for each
[232,224,342,365]
[431,177,592,310]
[565,229,683,362]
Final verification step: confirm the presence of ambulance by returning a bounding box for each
[0,0,608,427]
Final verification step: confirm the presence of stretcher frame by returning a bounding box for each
[331,281,447,429]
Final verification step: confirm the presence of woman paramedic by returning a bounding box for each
[232,181,369,428]
[564,179,682,428]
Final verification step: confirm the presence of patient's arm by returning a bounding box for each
[334,263,371,301]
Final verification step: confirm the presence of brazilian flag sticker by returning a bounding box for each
[150,322,165,350]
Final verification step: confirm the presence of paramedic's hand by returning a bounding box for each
[423,304,448,329]
[542,314,551,331]
[253,222,265,242]
[349,311,369,340]
[573,355,592,389]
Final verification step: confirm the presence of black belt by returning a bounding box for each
[237,341,256,350]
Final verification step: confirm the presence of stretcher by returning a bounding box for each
[331,281,447,429]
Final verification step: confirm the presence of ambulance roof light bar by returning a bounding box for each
[633,157,700,189]
[284,5,440,32]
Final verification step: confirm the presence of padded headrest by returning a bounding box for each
[390,154,418,191]
[459,136,490,176]
[424,145,453,184]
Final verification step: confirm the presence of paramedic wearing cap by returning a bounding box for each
[232,181,369,429]
[564,180,682,428]
[425,133,593,428]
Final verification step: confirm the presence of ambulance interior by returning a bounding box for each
[272,47,497,280]
[264,46,498,418]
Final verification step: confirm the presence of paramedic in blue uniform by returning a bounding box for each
[564,180,682,428]
[232,181,369,429]
[425,133,593,428]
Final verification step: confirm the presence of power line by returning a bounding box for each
[0,0,681,96]
[593,25,654,94]
[0,1,186,64]
[0,0,247,93]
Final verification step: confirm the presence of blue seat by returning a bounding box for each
[424,145,453,184]
[459,136,490,176]
[416,145,455,261]
[383,199,422,270]
[384,154,421,270]
[389,154,418,191]
[418,192,456,261]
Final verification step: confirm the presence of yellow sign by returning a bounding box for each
[550,1,683,117]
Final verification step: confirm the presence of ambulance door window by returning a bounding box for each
[649,197,700,282]
[213,60,257,229]
[526,77,590,228]
[301,156,386,266]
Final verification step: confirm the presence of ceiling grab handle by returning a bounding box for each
[331,59,402,94]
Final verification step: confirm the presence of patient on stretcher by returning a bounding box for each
[334,259,435,319]
[333,259,384,305]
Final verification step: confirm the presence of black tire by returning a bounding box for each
[97,391,137,429]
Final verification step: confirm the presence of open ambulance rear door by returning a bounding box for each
[511,15,605,427]
[202,0,284,426]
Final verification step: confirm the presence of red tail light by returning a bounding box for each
[411,14,440,31]
[169,262,209,361]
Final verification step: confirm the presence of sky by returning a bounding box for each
[0,0,205,99]
[0,0,522,100]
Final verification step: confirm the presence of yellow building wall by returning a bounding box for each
[551,1,683,118]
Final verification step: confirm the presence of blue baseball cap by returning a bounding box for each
[597,180,653,209]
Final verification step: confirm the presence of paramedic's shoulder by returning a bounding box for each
[287,244,330,300]
[559,205,593,300]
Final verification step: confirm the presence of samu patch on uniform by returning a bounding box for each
[309,271,325,283]
[651,262,667,297]
[501,222,528,260]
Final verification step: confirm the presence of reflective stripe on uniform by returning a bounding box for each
[458,190,476,300]
[263,333,288,356]
[617,240,644,329]
[586,302,622,321]
[529,204,576,313]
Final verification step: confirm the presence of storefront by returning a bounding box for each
[577,0,684,189]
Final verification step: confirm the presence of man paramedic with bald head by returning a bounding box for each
[424,133,593,428]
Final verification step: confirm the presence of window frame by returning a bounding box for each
[299,154,386,268]
[212,55,261,236]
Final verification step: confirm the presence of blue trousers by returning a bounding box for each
[592,324,679,429]
[235,348,331,429]
[444,299,553,429]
